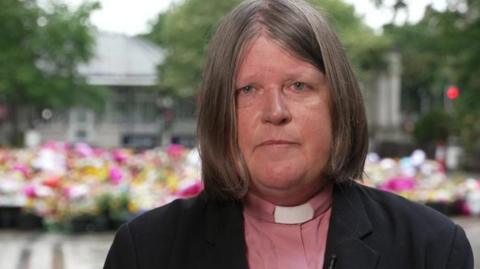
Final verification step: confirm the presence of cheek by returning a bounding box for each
[297,106,332,155]
[237,108,257,147]
[237,124,247,151]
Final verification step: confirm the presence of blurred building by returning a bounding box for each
[33,32,196,148]
[363,51,408,155]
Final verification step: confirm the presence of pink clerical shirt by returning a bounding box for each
[243,184,333,269]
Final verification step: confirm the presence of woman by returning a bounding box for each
[104,0,473,268]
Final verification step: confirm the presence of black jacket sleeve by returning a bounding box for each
[104,223,139,269]
[446,225,474,269]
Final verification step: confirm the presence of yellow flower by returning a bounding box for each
[128,201,139,213]
[166,175,179,192]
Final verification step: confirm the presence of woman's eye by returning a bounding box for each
[238,85,253,94]
[292,82,306,91]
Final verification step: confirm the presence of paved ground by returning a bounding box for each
[453,217,480,268]
[0,231,114,269]
[0,217,478,269]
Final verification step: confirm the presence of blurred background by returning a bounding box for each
[0,0,479,268]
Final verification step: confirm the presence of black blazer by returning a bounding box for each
[104,182,474,269]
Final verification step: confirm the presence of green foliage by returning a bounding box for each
[0,0,102,106]
[146,0,242,97]
[35,1,102,106]
[94,191,131,223]
[310,0,390,76]
[412,108,451,145]
[36,1,107,110]
[385,1,480,150]
[0,0,41,101]
[146,0,389,98]
[456,90,480,151]
[384,21,444,114]
[0,0,104,145]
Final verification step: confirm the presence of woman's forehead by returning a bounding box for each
[235,35,322,79]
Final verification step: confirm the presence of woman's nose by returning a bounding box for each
[261,89,292,125]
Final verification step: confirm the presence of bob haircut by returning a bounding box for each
[197,0,368,201]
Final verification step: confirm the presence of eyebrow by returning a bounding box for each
[236,65,324,84]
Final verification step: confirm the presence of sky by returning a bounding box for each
[52,0,448,36]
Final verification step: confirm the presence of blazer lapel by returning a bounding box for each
[323,182,380,269]
[200,198,248,269]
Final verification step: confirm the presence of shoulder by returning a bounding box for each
[345,181,456,233]
[339,182,473,268]
[127,193,208,236]
[104,193,211,269]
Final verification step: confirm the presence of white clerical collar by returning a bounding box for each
[274,203,314,224]
[243,184,333,225]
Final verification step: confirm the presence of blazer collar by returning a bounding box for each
[201,195,248,269]
[323,182,380,269]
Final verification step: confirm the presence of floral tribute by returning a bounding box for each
[0,144,478,232]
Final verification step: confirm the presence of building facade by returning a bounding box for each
[34,32,195,148]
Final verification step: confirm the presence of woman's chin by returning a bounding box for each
[252,167,305,188]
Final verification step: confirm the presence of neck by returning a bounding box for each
[243,183,333,224]
[251,181,330,206]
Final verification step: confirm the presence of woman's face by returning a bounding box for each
[235,36,332,206]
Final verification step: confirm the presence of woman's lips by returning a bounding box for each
[258,140,297,146]
[253,140,299,156]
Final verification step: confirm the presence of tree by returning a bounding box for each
[146,0,242,97]
[146,0,389,98]
[0,0,103,146]
[412,108,451,145]
[383,19,444,114]
[384,1,480,153]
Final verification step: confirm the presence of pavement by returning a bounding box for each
[0,217,478,269]
[453,217,480,268]
[0,231,114,269]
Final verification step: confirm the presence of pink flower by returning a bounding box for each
[94,148,107,157]
[380,176,415,192]
[166,144,184,159]
[13,163,29,177]
[109,167,124,184]
[42,140,58,150]
[112,149,128,164]
[75,143,94,157]
[175,181,203,198]
[24,185,37,198]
